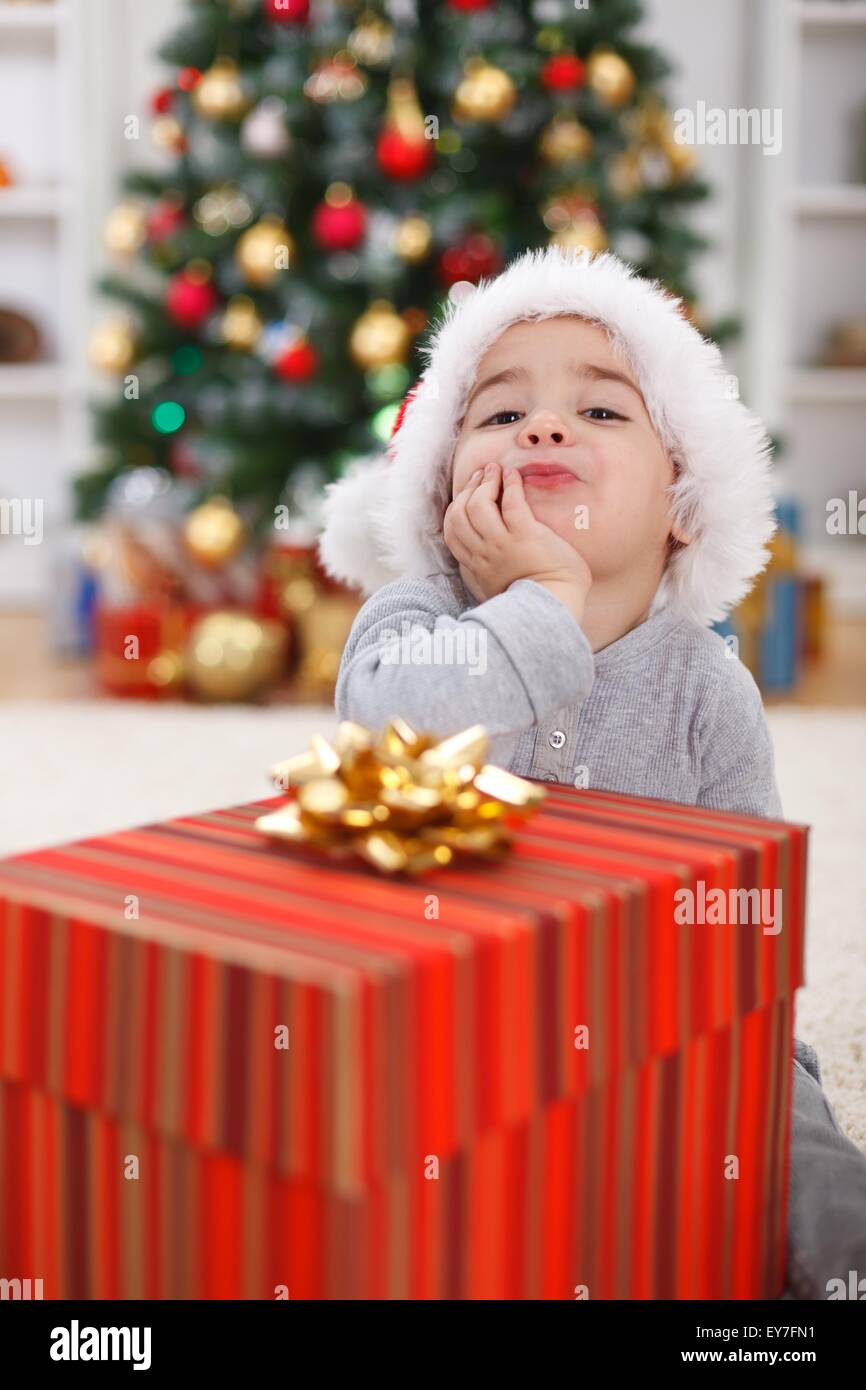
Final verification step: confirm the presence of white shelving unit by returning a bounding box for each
[748,1,866,615]
[0,0,86,606]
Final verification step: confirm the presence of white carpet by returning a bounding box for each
[1,700,864,1151]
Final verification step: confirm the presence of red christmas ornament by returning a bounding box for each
[274,339,319,383]
[146,199,185,242]
[437,233,502,288]
[151,88,174,115]
[177,67,202,92]
[262,0,309,22]
[376,127,435,182]
[448,0,495,8]
[312,195,367,252]
[166,270,218,329]
[540,53,586,92]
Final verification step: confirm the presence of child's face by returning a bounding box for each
[450,316,688,587]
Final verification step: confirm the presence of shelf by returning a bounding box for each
[0,364,65,399]
[793,185,866,215]
[786,368,866,402]
[0,186,68,217]
[801,543,866,616]
[0,3,64,29]
[796,2,866,27]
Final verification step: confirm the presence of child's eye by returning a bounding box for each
[480,410,522,426]
[479,406,625,426]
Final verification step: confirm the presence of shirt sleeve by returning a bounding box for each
[335,575,595,766]
[696,655,784,819]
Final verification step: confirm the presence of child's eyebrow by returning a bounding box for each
[465,359,644,412]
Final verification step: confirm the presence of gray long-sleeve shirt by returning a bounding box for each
[334,569,784,820]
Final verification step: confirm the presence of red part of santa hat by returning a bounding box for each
[317,245,777,626]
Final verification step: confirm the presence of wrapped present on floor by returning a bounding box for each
[258,539,362,701]
[87,468,292,701]
[0,723,807,1299]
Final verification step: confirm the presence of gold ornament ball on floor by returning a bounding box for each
[587,49,636,108]
[453,59,517,123]
[88,319,136,374]
[192,57,252,122]
[185,612,287,702]
[235,215,294,287]
[349,300,410,369]
[183,497,246,568]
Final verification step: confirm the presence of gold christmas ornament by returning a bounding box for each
[303,51,368,103]
[393,214,432,262]
[662,135,697,182]
[185,611,287,702]
[629,95,670,145]
[349,300,411,369]
[453,58,517,123]
[292,594,360,699]
[551,217,609,253]
[257,719,547,876]
[608,147,644,198]
[279,574,317,617]
[194,183,253,236]
[234,214,294,287]
[221,295,263,351]
[183,496,246,568]
[88,318,136,374]
[384,75,428,143]
[151,114,186,151]
[587,48,636,108]
[104,202,147,256]
[192,57,252,122]
[147,650,185,691]
[348,12,394,66]
[542,192,608,253]
[539,115,593,166]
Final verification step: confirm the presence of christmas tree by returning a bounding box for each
[79,0,733,544]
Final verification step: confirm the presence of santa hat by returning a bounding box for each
[316,245,777,627]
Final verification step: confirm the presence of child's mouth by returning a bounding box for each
[519,463,579,489]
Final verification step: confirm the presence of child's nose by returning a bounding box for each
[517,410,574,447]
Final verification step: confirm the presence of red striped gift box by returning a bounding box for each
[0,784,806,1300]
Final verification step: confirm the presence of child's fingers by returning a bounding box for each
[465,463,510,542]
[445,485,485,544]
[443,516,476,570]
[499,466,538,534]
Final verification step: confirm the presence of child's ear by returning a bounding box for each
[669,520,692,549]
[667,454,691,548]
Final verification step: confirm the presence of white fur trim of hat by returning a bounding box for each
[316,245,777,627]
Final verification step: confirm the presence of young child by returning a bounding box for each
[317,246,866,1299]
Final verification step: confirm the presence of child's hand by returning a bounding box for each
[444,460,593,621]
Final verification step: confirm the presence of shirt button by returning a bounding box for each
[548,729,566,750]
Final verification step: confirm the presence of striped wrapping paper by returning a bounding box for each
[0,784,807,1300]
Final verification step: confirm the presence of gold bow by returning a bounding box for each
[255,718,546,875]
